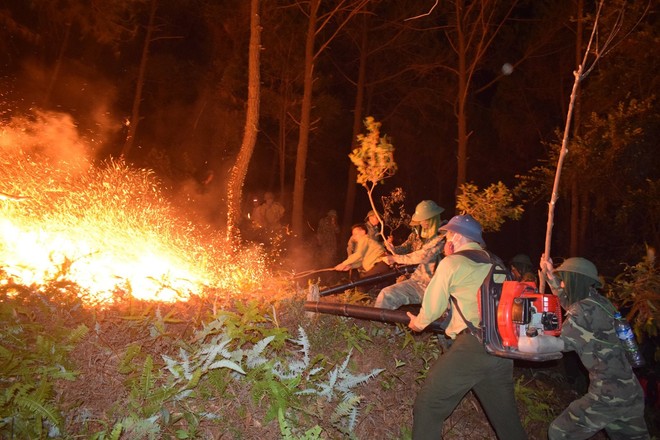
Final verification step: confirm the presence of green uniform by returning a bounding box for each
[547,283,649,440]
[338,234,386,275]
[411,242,527,440]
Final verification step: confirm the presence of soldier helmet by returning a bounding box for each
[440,214,484,246]
[511,254,533,267]
[556,257,602,288]
[411,200,445,222]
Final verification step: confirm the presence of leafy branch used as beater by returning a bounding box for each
[349,117,397,243]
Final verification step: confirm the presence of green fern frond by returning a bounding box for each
[138,355,155,398]
[66,323,89,344]
[119,344,141,374]
[14,394,64,430]
[330,393,362,430]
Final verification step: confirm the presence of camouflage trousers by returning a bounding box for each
[373,278,425,309]
[548,390,649,440]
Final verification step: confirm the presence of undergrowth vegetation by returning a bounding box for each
[1,247,657,439]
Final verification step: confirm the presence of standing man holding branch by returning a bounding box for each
[406,214,527,440]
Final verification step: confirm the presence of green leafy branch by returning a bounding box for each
[456,181,523,232]
[349,116,397,240]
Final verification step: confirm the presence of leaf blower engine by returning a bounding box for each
[499,281,561,340]
[487,281,562,361]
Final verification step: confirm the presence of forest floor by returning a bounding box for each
[5,240,658,439]
[50,285,647,440]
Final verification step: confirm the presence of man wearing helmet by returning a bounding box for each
[509,253,537,283]
[406,214,527,440]
[374,200,446,310]
[346,209,382,256]
[518,256,649,440]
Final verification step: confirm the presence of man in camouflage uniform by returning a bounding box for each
[374,200,445,309]
[521,257,649,440]
[510,253,537,283]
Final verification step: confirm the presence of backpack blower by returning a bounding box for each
[461,249,563,362]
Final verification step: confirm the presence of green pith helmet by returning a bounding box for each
[556,257,602,288]
[511,254,533,267]
[411,200,445,222]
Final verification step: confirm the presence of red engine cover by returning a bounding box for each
[497,281,562,348]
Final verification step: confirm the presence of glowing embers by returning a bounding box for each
[0,202,208,304]
[0,111,273,305]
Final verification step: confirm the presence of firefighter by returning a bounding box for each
[374,200,446,309]
[519,257,649,440]
[346,209,382,256]
[406,214,527,440]
[510,253,537,283]
[335,223,389,279]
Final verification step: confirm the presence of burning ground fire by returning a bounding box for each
[0,111,269,305]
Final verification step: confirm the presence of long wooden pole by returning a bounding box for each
[541,1,603,292]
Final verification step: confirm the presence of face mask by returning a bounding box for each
[444,234,457,255]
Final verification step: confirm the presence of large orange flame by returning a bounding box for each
[0,111,268,305]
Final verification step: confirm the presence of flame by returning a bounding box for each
[0,111,269,305]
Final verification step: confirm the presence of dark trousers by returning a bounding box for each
[412,332,527,440]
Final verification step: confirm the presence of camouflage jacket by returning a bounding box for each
[389,233,445,285]
[549,282,644,403]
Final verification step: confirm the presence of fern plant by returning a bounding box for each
[0,282,87,439]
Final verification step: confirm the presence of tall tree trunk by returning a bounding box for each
[226,0,261,242]
[291,0,319,239]
[570,177,579,256]
[43,21,72,107]
[342,12,368,239]
[455,1,469,193]
[278,74,289,197]
[121,0,157,158]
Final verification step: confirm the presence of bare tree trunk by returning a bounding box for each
[578,191,589,254]
[43,21,72,107]
[121,0,157,158]
[570,177,579,256]
[291,0,319,239]
[226,0,261,242]
[450,0,516,194]
[278,74,289,197]
[455,0,469,192]
[342,12,368,239]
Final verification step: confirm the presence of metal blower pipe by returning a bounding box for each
[304,301,447,333]
[319,265,418,296]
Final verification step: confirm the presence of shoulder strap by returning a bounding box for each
[450,295,482,335]
[581,293,618,317]
[452,248,491,264]
[448,249,510,334]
